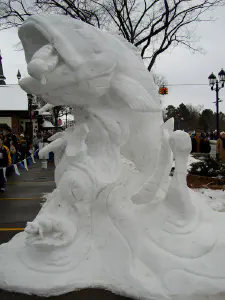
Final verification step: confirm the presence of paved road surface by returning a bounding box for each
[210,143,216,157]
[0,159,55,244]
[0,289,131,300]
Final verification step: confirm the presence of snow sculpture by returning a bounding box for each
[1,15,225,300]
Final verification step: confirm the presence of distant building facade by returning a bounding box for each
[0,52,37,135]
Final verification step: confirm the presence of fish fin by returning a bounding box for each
[162,117,174,132]
[48,132,64,142]
[39,138,65,158]
[112,74,161,112]
[161,118,174,140]
[111,33,141,58]
[66,124,89,157]
[132,120,173,205]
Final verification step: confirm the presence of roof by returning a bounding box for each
[0,84,28,111]
[42,120,54,128]
[0,124,11,131]
[41,111,52,116]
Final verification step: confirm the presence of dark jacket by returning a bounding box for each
[201,138,211,153]
[4,134,18,150]
[191,137,200,153]
[191,137,211,153]
[0,146,9,168]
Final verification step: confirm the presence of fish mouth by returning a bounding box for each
[19,16,51,64]
[18,15,75,88]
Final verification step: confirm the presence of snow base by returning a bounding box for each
[2,186,225,300]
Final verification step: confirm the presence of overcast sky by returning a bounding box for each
[154,5,225,112]
[1,4,225,113]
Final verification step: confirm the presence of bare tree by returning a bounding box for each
[35,96,70,127]
[0,0,33,29]
[51,105,70,127]
[152,72,168,87]
[186,103,203,130]
[0,0,224,71]
[36,96,46,108]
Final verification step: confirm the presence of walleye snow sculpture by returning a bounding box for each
[1,15,225,300]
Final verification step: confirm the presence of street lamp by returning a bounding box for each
[208,69,225,139]
[218,69,225,84]
[16,70,35,142]
[27,93,34,142]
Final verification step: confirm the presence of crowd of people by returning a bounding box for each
[0,130,32,193]
[0,127,52,193]
[190,130,225,162]
[190,131,211,154]
[216,131,225,161]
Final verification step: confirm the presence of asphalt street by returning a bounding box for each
[0,159,55,244]
[210,143,216,157]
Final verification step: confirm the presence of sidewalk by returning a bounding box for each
[0,159,55,244]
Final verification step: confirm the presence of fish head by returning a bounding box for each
[18,15,117,107]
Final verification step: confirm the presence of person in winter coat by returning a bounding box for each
[3,128,18,150]
[216,132,225,161]
[10,140,17,164]
[191,132,211,154]
[0,138,12,192]
[191,132,202,153]
[17,134,28,161]
[200,136,211,154]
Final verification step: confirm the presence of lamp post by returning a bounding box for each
[27,93,34,142]
[208,69,225,139]
[16,70,34,142]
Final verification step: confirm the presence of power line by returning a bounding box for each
[167,84,208,86]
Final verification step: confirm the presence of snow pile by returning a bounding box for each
[187,155,201,170]
[42,120,54,128]
[195,189,225,212]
